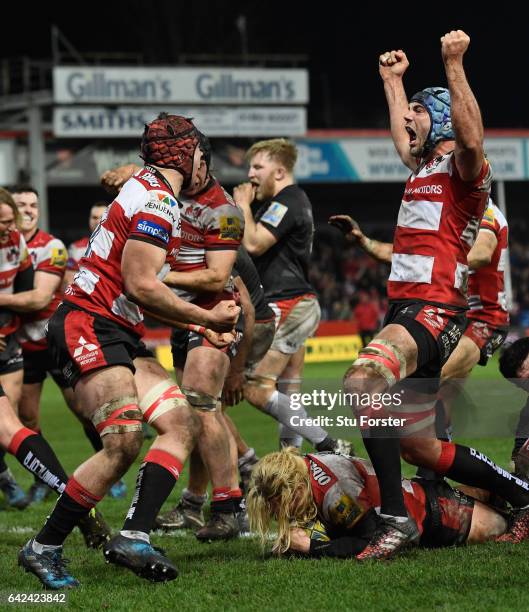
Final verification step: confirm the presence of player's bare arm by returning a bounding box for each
[101,164,140,195]
[122,239,239,332]
[467,229,498,270]
[329,215,393,263]
[223,275,255,406]
[164,249,237,293]
[233,183,277,256]
[379,49,417,171]
[0,270,60,312]
[441,30,485,181]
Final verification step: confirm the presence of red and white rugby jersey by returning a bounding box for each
[305,453,427,535]
[18,229,67,352]
[65,165,181,335]
[388,153,492,308]
[173,176,244,303]
[0,230,32,335]
[66,236,89,271]
[467,201,509,328]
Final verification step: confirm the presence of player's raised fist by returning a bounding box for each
[378,50,409,79]
[207,300,241,332]
[441,30,470,61]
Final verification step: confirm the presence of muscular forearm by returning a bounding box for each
[164,268,228,294]
[444,58,483,149]
[360,236,393,263]
[0,290,52,313]
[383,77,412,163]
[126,279,210,326]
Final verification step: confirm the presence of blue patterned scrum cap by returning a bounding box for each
[410,87,454,154]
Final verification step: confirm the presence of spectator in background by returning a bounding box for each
[352,290,380,346]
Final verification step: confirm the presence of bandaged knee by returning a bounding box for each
[245,373,277,389]
[92,396,143,437]
[348,339,406,388]
[181,387,218,412]
[140,379,187,424]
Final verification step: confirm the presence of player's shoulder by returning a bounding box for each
[70,236,89,250]
[29,229,65,249]
[274,184,310,208]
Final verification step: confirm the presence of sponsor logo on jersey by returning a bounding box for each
[404,184,443,196]
[219,216,242,240]
[145,194,178,223]
[50,247,67,267]
[308,457,334,486]
[482,206,496,228]
[261,201,288,228]
[6,246,20,263]
[135,219,170,244]
[138,170,160,188]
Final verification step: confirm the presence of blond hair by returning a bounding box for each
[0,187,21,227]
[246,447,317,554]
[246,138,298,173]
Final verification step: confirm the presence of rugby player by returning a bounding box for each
[333,31,529,560]
[247,448,526,558]
[18,114,239,589]
[233,139,350,455]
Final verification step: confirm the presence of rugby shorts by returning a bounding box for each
[463,319,508,366]
[269,294,321,355]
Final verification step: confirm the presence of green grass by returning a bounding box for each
[1,355,527,611]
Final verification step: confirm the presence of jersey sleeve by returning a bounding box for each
[128,187,179,251]
[479,201,500,236]
[67,241,84,271]
[257,194,297,241]
[203,203,244,251]
[36,238,67,277]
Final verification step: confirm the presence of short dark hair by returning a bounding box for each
[499,338,529,379]
[10,184,39,198]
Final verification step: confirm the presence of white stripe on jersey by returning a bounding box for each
[91,225,115,260]
[397,200,443,231]
[389,253,434,284]
[498,248,507,272]
[74,266,100,295]
[111,294,143,326]
[454,262,468,289]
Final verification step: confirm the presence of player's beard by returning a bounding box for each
[255,173,276,201]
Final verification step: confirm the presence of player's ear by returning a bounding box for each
[275,165,287,181]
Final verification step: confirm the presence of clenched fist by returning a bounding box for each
[441,30,470,62]
[378,49,409,80]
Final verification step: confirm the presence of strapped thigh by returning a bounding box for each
[350,338,407,387]
[140,379,188,424]
[92,396,143,437]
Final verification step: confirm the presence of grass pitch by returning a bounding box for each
[1,356,528,611]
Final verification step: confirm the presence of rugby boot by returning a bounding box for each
[495,506,529,543]
[78,507,112,549]
[18,539,79,590]
[28,480,54,504]
[195,511,240,542]
[109,479,127,499]
[356,515,420,561]
[0,469,30,509]
[103,534,178,582]
[154,498,205,531]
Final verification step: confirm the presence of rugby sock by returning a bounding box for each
[36,477,101,546]
[436,442,529,508]
[182,487,208,509]
[363,431,407,517]
[122,449,182,534]
[264,391,328,446]
[211,487,234,514]
[7,427,68,494]
[230,488,244,513]
[82,424,103,452]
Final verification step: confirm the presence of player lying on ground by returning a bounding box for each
[247,448,524,558]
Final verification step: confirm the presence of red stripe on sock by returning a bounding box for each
[143,385,186,422]
[143,448,183,480]
[435,441,457,474]
[64,477,102,509]
[7,427,35,455]
[212,487,231,502]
